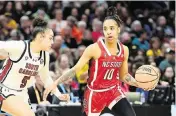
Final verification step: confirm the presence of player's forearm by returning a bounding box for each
[0,55,7,60]
[121,73,138,87]
[55,68,76,85]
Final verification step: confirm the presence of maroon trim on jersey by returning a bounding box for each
[0,95,4,101]
[0,59,13,83]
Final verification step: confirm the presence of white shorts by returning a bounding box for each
[0,83,30,109]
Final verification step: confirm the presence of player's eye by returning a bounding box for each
[110,27,114,30]
[103,27,107,31]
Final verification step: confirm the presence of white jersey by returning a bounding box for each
[0,40,46,90]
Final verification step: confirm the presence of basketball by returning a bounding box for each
[135,65,160,89]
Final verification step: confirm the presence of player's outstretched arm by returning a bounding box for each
[0,41,25,60]
[55,45,93,85]
[43,44,94,100]
[40,52,70,101]
[119,45,139,87]
[0,41,9,59]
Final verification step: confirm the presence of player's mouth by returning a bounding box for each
[108,36,113,41]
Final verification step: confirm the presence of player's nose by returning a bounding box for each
[51,39,54,44]
[107,29,111,35]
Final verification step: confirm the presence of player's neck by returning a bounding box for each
[105,41,117,49]
[30,41,41,53]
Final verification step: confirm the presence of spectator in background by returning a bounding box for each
[157,16,174,38]
[77,21,87,39]
[4,12,17,31]
[1,1,14,15]
[94,6,105,21]
[0,1,5,15]
[132,30,149,51]
[19,15,32,40]
[91,19,103,42]
[169,38,175,51]
[28,75,52,104]
[81,14,88,27]
[131,20,143,38]
[66,16,83,43]
[48,9,67,34]
[160,66,175,87]
[146,37,162,58]
[154,42,170,66]
[71,8,79,20]
[62,26,78,48]
[120,31,132,49]
[81,29,93,47]
[9,29,23,40]
[50,35,64,63]
[50,54,70,79]
[0,15,8,40]
[60,47,75,67]
[33,9,50,21]
[14,2,24,23]
[120,7,129,23]
[49,1,62,19]
[159,48,175,72]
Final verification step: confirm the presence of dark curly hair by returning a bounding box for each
[104,6,123,27]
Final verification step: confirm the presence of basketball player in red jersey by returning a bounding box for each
[44,7,154,116]
[0,18,69,116]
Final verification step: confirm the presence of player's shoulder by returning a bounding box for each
[121,44,129,52]
[85,43,98,52]
[7,40,25,46]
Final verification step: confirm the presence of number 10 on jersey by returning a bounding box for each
[104,69,115,80]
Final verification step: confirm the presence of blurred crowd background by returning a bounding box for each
[0,1,175,115]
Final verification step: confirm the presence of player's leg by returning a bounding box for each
[1,95,35,116]
[82,87,105,116]
[111,98,136,116]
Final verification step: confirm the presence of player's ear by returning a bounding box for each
[117,26,120,34]
[38,33,45,41]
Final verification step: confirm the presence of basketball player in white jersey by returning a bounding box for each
[0,18,70,116]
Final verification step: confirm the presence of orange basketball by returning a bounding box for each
[135,65,160,89]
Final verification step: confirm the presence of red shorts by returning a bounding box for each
[83,85,125,115]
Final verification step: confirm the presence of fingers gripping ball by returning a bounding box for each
[135,65,160,89]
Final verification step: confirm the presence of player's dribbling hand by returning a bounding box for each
[58,94,70,103]
[43,82,58,101]
[137,82,156,91]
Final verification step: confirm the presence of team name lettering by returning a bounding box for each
[102,62,122,68]
[19,63,39,76]
[25,63,39,71]
[19,68,38,76]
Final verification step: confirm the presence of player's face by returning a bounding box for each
[103,19,120,44]
[40,29,54,51]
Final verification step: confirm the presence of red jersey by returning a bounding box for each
[88,39,124,90]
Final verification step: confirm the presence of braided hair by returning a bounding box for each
[104,6,123,27]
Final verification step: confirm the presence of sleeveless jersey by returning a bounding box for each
[0,41,45,90]
[88,39,124,90]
